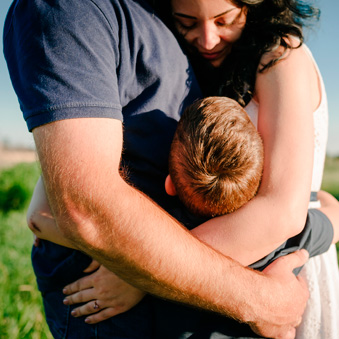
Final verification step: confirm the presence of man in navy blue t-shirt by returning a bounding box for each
[3,0,313,338]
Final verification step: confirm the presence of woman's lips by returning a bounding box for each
[200,52,222,60]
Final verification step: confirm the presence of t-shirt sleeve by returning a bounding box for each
[304,208,334,256]
[4,0,122,131]
[250,209,334,273]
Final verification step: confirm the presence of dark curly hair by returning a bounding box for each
[150,0,320,106]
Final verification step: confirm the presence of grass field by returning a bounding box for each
[321,156,339,200]
[0,162,52,338]
[0,157,338,338]
[0,211,52,339]
[321,156,339,261]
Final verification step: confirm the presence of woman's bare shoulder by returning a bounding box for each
[256,36,320,112]
[259,36,304,69]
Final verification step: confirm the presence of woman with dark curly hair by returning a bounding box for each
[162,0,321,104]
[160,0,338,337]
[25,0,339,337]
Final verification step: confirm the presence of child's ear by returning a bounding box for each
[165,175,177,196]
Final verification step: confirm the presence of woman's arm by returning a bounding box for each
[318,190,339,243]
[27,176,74,249]
[31,118,309,338]
[191,42,319,265]
[28,43,323,268]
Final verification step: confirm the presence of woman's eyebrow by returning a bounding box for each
[173,8,236,20]
[173,12,197,19]
[213,8,236,18]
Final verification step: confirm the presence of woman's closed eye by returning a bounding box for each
[215,19,232,27]
[215,10,243,28]
[174,18,197,31]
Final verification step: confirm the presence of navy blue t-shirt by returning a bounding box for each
[3,1,334,337]
[3,0,202,291]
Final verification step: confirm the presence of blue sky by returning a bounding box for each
[1,0,338,155]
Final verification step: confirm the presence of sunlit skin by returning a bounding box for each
[171,0,247,67]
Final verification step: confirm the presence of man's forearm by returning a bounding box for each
[33,119,246,317]
[50,170,255,318]
[46,169,307,330]
[33,118,308,336]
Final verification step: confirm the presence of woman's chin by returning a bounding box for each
[208,59,223,68]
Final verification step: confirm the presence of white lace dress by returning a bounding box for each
[245,44,339,338]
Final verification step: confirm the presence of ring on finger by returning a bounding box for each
[93,300,100,310]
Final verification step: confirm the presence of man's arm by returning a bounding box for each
[33,117,308,338]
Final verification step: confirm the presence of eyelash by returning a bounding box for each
[216,20,232,27]
[176,21,197,31]
[175,19,235,32]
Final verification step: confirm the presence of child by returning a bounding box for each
[165,97,336,272]
[153,96,339,338]
[28,96,264,246]
[165,96,264,217]
[27,96,339,337]
[29,96,338,275]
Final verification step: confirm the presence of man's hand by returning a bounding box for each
[249,250,309,339]
[32,118,309,334]
[62,261,146,324]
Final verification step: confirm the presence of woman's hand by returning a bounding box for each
[27,176,75,248]
[63,261,146,324]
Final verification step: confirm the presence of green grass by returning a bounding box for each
[0,162,41,213]
[0,157,338,338]
[0,211,52,339]
[322,156,339,200]
[321,156,339,259]
[0,162,52,338]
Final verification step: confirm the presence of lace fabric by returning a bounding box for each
[296,245,339,339]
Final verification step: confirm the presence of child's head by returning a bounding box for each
[167,96,264,217]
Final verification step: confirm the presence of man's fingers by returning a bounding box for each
[296,274,308,291]
[282,327,296,339]
[63,275,93,295]
[265,327,295,339]
[288,249,309,266]
[264,249,309,274]
[250,323,296,339]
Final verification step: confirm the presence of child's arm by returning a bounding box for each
[190,44,326,266]
[318,190,339,244]
[191,192,338,266]
[27,176,74,248]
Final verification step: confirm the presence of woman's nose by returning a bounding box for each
[196,22,221,50]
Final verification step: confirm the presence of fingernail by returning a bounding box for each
[300,249,309,259]
[71,310,76,317]
[85,317,91,323]
[287,329,295,339]
[63,288,68,294]
[63,298,69,305]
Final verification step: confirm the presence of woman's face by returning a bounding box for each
[171,0,247,67]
